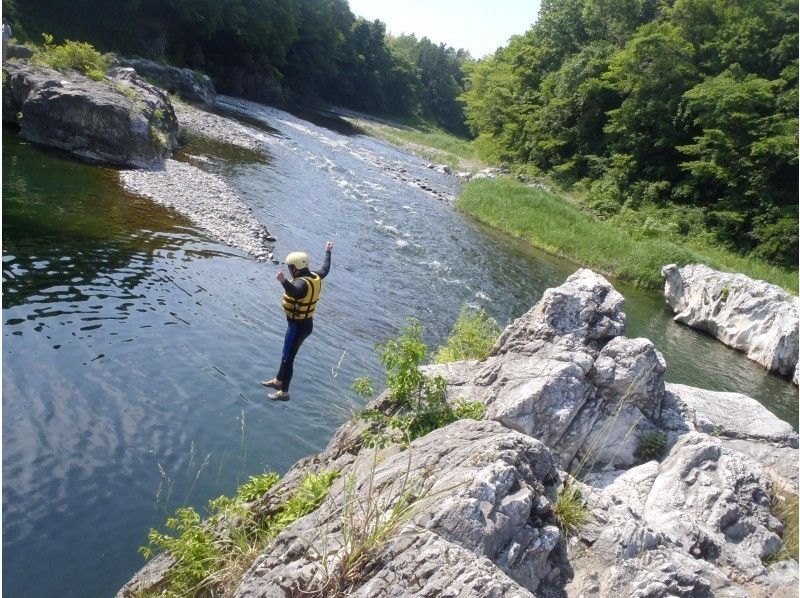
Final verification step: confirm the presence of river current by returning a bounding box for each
[3,101,796,597]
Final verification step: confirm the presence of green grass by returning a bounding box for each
[352,117,481,171]
[638,431,667,461]
[553,484,591,535]
[457,177,798,292]
[433,305,500,364]
[767,485,799,564]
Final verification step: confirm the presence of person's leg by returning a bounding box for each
[275,320,300,385]
[279,319,313,392]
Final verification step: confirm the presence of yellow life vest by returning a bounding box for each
[282,273,322,320]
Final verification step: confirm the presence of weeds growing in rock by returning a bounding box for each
[307,450,435,596]
[638,431,667,461]
[33,34,109,80]
[359,318,484,447]
[433,305,500,363]
[553,483,591,535]
[141,470,338,597]
[765,483,799,564]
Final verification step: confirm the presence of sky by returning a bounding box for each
[347,0,542,58]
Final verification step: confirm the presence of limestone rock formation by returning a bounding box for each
[116,56,216,104]
[661,264,799,382]
[119,268,798,597]
[2,60,178,168]
[234,420,565,597]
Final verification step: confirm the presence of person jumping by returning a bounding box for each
[262,241,333,400]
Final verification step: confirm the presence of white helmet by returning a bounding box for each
[285,251,309,269]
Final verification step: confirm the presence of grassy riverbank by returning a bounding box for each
[338,112,482,171]
[457,178,799,293]
[349,111,798,293]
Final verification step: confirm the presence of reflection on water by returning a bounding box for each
[3,104,797,598]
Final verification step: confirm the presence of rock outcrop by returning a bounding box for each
[120,269,798,597]
[661,264,799,382]
[115,56,216,104]
[3,60,178,168]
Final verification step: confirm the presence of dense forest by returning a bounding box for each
[5,0,798,268]
[461,0,798,268]
[4,0,471,134]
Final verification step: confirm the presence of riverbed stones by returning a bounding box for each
[2,60,178,167]
[119,159,275,261]
[661,263,799,382]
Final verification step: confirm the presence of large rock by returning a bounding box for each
[233,419,565,597]
[116,57,216,104]
[3,60,178,168]
[661,264,799,382]
[119,268,798,597]
[571,433,795,596]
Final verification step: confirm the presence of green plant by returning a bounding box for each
[350,377,374,399]
[765,484,799,564]
[150,125,169,151]
[33,34,109,80]
[553,483,591,535]
[141,470,338,597]
[638,431,667,461]
[111,82,139,100]
[434,305,500,363]
[360,319,484,447]
[308,451,434,595]
[237,472,280,502]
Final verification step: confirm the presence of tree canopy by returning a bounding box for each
[462,0,798,268]
[9,0,472,133]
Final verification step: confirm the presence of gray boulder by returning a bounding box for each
[6,43,34,60]
[119,268,798,597]
[571,433,795,596]
[233,419,565,597]
[117,57,216,104]
[661,264,799,382]
[3,60,178,168]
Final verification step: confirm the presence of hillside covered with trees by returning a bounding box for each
[4,0,471,134]
[461,0,798,269]
[5,0,797,269]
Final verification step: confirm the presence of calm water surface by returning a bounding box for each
[3,104,796,597]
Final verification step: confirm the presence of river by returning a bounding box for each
[3,100,796,597]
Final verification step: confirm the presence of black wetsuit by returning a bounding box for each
[275,250,331,392]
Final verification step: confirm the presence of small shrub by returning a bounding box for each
[360,319,484,447]
[309,454,433,596]
[141,470,338,597]
[350,377,374,399]
[237,472,280,502]
[553,484,591,535]
[639,431,667,461]
[33,34,109,80]
[433,305,500,363]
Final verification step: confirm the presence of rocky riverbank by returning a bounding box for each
[119,269,798,597]
[3,60,178,167]
[662,264,799,383]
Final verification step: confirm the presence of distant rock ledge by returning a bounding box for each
[2,60,178,168]
[119,269,798,597]
[662,264,799,384]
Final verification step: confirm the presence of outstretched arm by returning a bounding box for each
[317,241,333,278]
